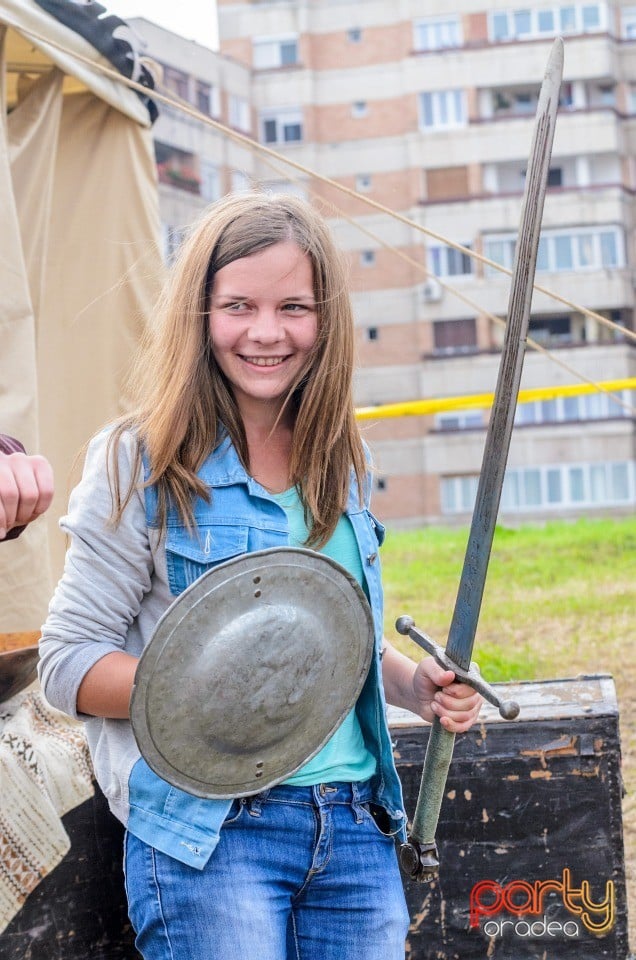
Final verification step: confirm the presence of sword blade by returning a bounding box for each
[402,38,564,881]
[446,37,564,669]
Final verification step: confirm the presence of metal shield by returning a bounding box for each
[130,547,375,798]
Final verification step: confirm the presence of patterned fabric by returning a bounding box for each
[0,684,94,932]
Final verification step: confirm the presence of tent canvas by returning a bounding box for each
[0,0,163,630]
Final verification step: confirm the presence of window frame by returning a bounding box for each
[484,225,624,275]
[253,34,299,69]
[413,16,462,51]
[260,107,304,145]
[419,89,466,130]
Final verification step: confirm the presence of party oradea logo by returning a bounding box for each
[470,868,615,940]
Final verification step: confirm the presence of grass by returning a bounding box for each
[382,516,636,684]
[382,514,636,948]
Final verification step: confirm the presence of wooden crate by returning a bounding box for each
[391,675,630,960]
[3,675,629,959]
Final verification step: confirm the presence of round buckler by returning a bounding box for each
[131,547,374,799]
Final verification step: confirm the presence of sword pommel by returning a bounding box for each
[396,615,415,635]
[399,839,439,883]
[500,699,521,720]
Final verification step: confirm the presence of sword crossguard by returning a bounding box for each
[395,616,520,721]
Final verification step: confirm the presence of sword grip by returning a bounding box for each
[399,718,455,882]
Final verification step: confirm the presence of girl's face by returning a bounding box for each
[209,241,318,423]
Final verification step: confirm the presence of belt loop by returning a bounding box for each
[247,789,269,817]
[351,779,372,823]
[351,782,364,823]
[318,783,337,797]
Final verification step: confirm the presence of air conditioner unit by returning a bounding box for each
[421,277,443,303]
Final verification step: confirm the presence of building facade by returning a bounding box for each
[138,3,636,526]
[128,17,256,259]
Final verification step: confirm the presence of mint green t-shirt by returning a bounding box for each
[270,486,377,786]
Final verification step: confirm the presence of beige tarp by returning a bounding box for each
[0,0,163,630]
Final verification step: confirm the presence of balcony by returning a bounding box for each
[157,163,201,194]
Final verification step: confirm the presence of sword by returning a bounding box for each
[397,37,564,883]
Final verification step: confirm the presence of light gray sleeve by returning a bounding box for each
[39,429,153,719]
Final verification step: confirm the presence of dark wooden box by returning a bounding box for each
[390,674,630,960]
[1,788,138,960]
[2,675,629,960]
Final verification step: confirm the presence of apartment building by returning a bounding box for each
[140,3,636,526]
[128,17,256,259]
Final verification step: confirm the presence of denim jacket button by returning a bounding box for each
[367,552,377,564]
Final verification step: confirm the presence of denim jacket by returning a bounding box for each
[127,434,406,868]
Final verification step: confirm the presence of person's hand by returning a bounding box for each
[0,452,54,539]
[412,658,482,733]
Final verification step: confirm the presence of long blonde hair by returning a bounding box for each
[109,192,367,547]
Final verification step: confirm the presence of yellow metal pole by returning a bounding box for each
[355,378,636,420]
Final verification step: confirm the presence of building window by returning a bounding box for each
[253,35,299,69]
[442,461,635,514]
[435,410,484,431]
[499,462,634,511]
[162,65,188,99]
[623,6,636,37]
[155,142,200,194]
[260,108,303,144]
[367,326,379,341]
[419,90,466,130]
[231,170,251,194]
[484,226,623,274]
[430,244,473,277]
[356,174,372,192]
[200,161,220,203]
[352,101,368,118]
[529,315,572,345]
[582,4,601,30]
[196,81,211,115]
[515,389,634,424]
[441,474,479,513]
[493,87,540,117]
[596,83,616,107]
[491,83,574,120]
[490,4,605,42]
[360,250,376,266]
[229,95,251,132]
[414,16,461,51]
[432,317,477,355]
[538,9,556,32]
[347,28,362,43]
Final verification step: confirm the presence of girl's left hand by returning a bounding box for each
[412,658,482,733]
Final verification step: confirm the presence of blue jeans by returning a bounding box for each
[124,781,410,960]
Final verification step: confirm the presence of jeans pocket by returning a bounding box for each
[359,802,396,838]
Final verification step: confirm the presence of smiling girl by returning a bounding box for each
[39,193,481,960]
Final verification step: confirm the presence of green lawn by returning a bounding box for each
[382,515,636,684]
